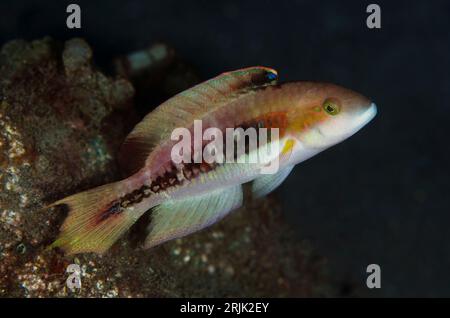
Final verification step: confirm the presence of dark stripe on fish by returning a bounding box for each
[97,113,285,223]
[96,161,217,222]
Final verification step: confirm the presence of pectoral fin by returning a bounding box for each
[251,165,294,198]
[144,185,243,249]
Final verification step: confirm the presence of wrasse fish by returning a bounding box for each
[49,66,377,255]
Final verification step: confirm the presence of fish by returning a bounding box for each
[48,66,377,255]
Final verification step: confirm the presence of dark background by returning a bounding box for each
[0,0,448,297]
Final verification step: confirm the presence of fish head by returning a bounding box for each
[288,82,377,149]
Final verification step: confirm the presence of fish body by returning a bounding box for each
[50,67,377,255]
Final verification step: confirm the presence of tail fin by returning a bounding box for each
[49,180,148,255]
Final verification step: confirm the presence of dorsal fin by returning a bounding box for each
[119,66,278,176]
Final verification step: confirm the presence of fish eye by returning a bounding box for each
[322,99,340,116]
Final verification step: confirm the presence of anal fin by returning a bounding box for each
[144,185,243,249]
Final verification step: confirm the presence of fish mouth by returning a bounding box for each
[356,102,377,129]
